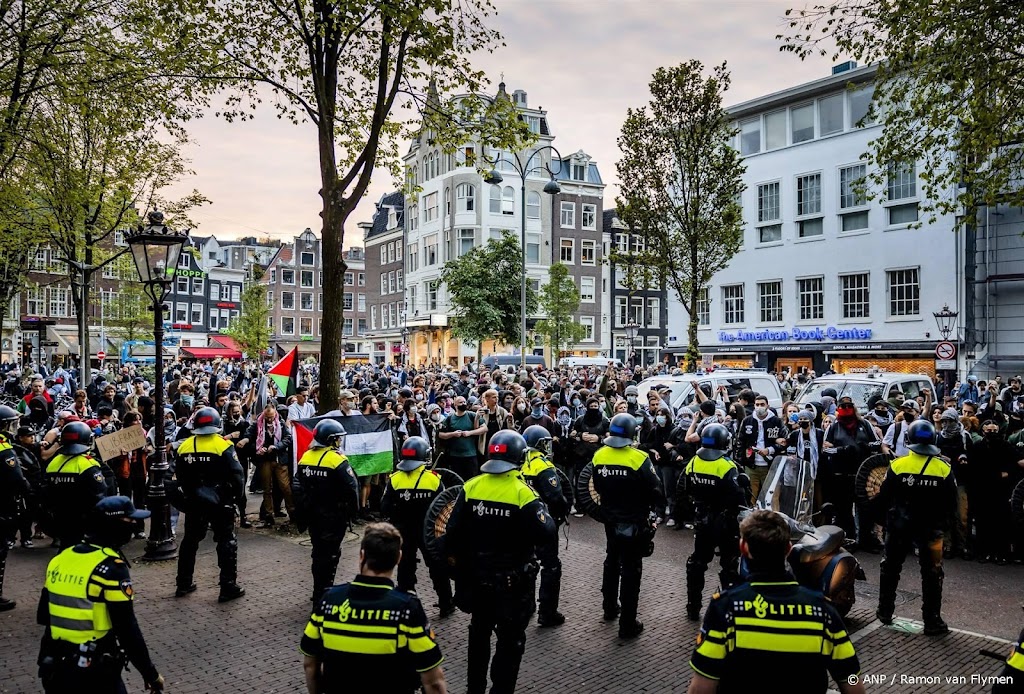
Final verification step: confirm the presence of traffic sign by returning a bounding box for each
[934,341,956,360]
[935,359,956,370]
[97,350,107,361]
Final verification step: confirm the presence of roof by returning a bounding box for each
[726,63,876,120]
[603,209,623,232]
[366,191,405,240]
[179,346,242,359]
[209,335,240,351]
[553,156,603,185]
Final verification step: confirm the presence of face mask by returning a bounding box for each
[627,396,637,404]
[985,430,1001,439]
[532,406,542,417]
[655,415,667,426]
[788,413,799,423]
[415,394,424,401]
[516,403,526,413]
[755,406,768,417]
[572,399,582,407]
[181,395,194,406]
[903,412,916,422]
[430,413,440,422]
[634,415,644,426]
[456,404,466,412]
[799,420,811,428]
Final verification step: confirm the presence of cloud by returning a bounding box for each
[167,0,839,244]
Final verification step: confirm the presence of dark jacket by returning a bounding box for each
[245,417,292,466]
[735,414,786,468]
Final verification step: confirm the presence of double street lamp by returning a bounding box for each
[126,210,187,561]
[484,145,564,369]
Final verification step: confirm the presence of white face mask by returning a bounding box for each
[430,413,440,422]
[755,406,768,417]
[656,415,667,426]
[516,403,526,413]
[627,396,637,404]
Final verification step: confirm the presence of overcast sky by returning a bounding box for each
[169,0,839,245]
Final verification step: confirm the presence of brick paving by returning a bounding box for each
[0,511,1018,693]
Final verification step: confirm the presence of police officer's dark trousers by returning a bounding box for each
[395,523,451,605]
[536,534,561,618]
[42,666,127,694]
[309,515,345,600]
[176,507,237,589]
[601,524,643,623]
[467,579,535,694]
[686,511,739,610]
[0,517,10,596]
[878,530,944,623]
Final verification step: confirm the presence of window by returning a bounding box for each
[30,248,48,271]
[357,318,367,335]
[887,268,920,317]
[427,281,438,311]
[580,276,595,303]
[581,240,596,265]
[630,235,645,255]
[560,202,575,228]
[371,305,377,330]
[282,291,294,309]
[645,297,660,328]
[839,164,869,231]
[758,281,783,323]
[791,103,815,143]
[270,269,276,283]
[358,272,365,286]
[389,271,396,294]
[281,316,294,335]
[266,292,274,308]
[178,253,190,268]
[739,118,761,155]
[764,110,787,150]
[343,319,353,336]
[580,316,595,342]
[26,285,45,315]
[344,272,353,286]
[397,270,403,291]
[423,192,438,222]
[615,297,628,327]
[527,191,541,219]
[209,311,218,330]
[281,269,294,284]
[841,273,870,318]
[849,85,873,127]
[301,292,313,310]
[175,303,187,323]
[797,277,824,320]
[424,234,438,266]
[572,163,586,181]
[357,293,366,312]
[757,181,782,243]
[408,204,418,232]
[300,317,313,336]
[395,245,401,261]
[408,285,417,314]
[457,228,475,257]
[211,284,221,301]
[318,293,323,311]
[407,243,419,273]
[300,251,314,266]
[343,292,354,310]
[818,93,844,136]
[502,186,514,215]
[380,273,387,294]
[191,303,203,325]
[526,234,540,264]
[629,296,643,324]
[380,245,386,264]
[581,203,597,230]
[723,284,745,324]
[559,239,574,264]
[456,183,475,212]
[796,173,823,237]
[231,285,240,302]
[176,276,188,294]
[887,162,918,225]
[489,185,501,214]
[696,288,710,326]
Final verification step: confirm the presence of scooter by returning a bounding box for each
[740,454,861,616]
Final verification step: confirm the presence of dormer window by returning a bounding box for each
[572,163,586,181]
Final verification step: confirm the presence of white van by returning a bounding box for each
[558,356,623,369]
[637,370,784,413]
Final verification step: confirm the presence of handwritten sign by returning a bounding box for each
[95,424,147,462]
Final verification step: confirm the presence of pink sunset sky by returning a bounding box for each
[168,0,840,245]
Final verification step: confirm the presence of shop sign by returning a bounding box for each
[171,323,193,330]
[168,268,207,278]
[216,302,237,309]
[718,326,872,343]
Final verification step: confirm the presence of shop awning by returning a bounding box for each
[180,346,242,359]
[52,332,119,357]
[209,335,240,351]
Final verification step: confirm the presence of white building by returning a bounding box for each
[666,63,962,380]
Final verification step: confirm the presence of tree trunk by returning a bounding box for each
[685,282,700,373]
[318,173,348,415]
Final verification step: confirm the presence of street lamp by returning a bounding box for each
[401,327,410,366]
[125,209,187,561]
[933,303,959,341]
[483,144,564,369]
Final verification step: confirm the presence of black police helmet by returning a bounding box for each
[0,404,18,424]
[60,421,94,455]
[192,407,222,435]
[522,425,552,456]
[906,419,941,456]
[311,419,346,449]
[397,435,431,471]
[481,430,528,474]
[604,412,638,449]
[86,496,150,548]
[697,423,731,461]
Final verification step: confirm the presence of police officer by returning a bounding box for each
[300,522,447,693]
[875,419,957,635]
[444,430,555,694]
[44,421,110,549]
[174,406,246,602]
[688,509,864,693]
[37,496,165,693]
[0,405,29,610]
[295,419,359,603]
[592,412,665,639]
[380,435,454,616]
[682,423,746,621]
[993,611,1023,693]
[521,424,568,627]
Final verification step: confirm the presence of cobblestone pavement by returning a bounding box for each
[0,505,1019,693]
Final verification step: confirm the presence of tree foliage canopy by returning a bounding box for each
[225,281,271,357]
[535,262,586,358]
[615,61,745,371]
[779,0,1024,216]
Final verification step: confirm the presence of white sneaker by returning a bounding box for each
[666,519,676,527]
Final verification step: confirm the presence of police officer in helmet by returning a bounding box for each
[174,406,246,602]
[521,424,568,627]
[682,423,746,621]
[0,404,29,610]
[443,430,555,694]
[380,435,453,615]
[592,412,665,639]
[295,418,360,602]
[875,419,957,635]
[37,496,165,693]
[44,421,111,549]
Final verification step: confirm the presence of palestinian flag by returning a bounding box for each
[293,414,395,477]
[268,347,299,398]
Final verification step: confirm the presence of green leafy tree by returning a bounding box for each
[440,231,537,364]
[779,0,1023,218]
[614,61,745,372]
[535,262,586,360]
[103,284,154,343]
[158,0,532,413]
[224,281,271,357]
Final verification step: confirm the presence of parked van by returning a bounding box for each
[796,372,933,412]
[558,356,623,369]
[636,369,784,413]
[480,354,547,373]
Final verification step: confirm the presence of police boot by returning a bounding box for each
[875,563,900,625]
[685,560,706,621]
[538,560,564,627]
[0,549,14,611]
[921,567,948,636]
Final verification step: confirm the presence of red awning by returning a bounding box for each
[210,335,240,351]
[180,347,242,359]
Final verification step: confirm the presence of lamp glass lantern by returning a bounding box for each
[932,303,959,341]
[624,321,640,342]
[126,211,188,297]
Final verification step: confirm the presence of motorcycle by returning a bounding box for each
[741,454,861,616]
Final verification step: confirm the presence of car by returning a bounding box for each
[636,369,784,413]
[480,354,547,373]
[795,372,933,412]
[557,356,623,369]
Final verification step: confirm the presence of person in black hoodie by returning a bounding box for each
[569,397,607,481]
[642,406,679,524]
[967,421,1016,564]
[734,394,786,501]
[823,395,882,551]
